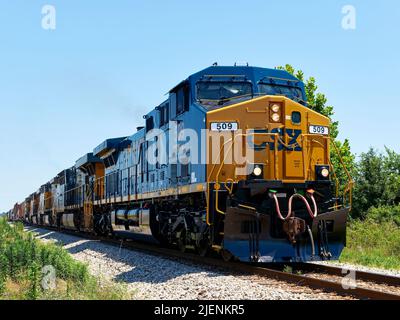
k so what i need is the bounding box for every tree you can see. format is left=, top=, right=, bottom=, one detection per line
left=277, top=64, right=356, bottom=207
left=352, top=148, right=400, bottom=218
left=383, top=147, right=400, bottom=204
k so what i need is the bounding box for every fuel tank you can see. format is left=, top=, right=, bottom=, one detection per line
left=61, top=213, right=76, bottom=230
left=111, top=208, right=154, bottom=240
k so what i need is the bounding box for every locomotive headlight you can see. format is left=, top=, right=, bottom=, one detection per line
left=271, top=104, right=281, bottom=113
left=253, top=165, right=263, bottom=177
left=321, top=168, right=330, bottom=178
left=271, top=113, right=280, bottom=122
left=316, top=165, right=330, bottom=181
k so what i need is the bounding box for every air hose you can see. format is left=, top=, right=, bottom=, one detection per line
left=271, top=191, right=318, bottom=221
left=307, top=226, right=316, bottom=257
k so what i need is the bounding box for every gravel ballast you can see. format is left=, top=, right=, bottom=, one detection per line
left=27, top=227, right=353, bottom=300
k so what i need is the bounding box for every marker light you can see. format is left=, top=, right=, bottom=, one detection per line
left=271, top=104, right=281, bottom=113
left=321, top=168, right=330, bottom=178
left=253, top=166, right=263, bottom=177
left=271, top=113, right=281, bottom=122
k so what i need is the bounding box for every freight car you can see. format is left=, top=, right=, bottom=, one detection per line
left=13, top=65, right=352, bottom=263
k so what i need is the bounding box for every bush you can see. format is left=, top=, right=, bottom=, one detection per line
left=352, top=148, right=400, bottom=219
left=366, top=205, right=400, bottom=227
left=0, top=219, right=128, bottom=300
left=341, top=219, right=400, bottom=270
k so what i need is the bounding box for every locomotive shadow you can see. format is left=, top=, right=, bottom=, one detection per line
left=27, top=226, right=217, bottom=284
left=113, top=256, right=222, bottom=285
left=26, top=226, right=87, bottom=247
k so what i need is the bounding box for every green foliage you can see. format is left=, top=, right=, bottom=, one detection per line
left=0, top=254, right=6, bottom=295
left=282, top=265, right=293, bottom=274
left=341, top=219, right=400, bottom=270
left=352, top=148, right=400, bottom=218
left=0, top=219, right=127, bottom=300
left=366, top=205, right=400, bottom=227
left=277, top=64, right=355, bottom=200
left=277, top=64, right=337, bottom=134
left=26, top=261, right=40, bottom=300
left=330, top=139, right=356, bottom=196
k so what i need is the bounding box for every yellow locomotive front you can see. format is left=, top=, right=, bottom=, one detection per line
left=206, top=94, right=350, bottom=262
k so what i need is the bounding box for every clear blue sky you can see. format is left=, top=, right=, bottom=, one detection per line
left=1, top=0, right=399, bottom=212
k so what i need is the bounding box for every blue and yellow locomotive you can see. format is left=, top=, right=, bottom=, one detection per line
left=18, top=64, right=352, bottom=263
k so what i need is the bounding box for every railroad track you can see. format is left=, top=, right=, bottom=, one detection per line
left=296, top=262, right=400, bottom=286
left=27, top=224, right=400, bottom=300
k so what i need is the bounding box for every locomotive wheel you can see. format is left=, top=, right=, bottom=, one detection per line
left=49, top=214, right=55, bottom=227
left=196, top=239, right=210, bottom=257
left=220, top=249, right=233, bottom=262
left=111, top=231, right=120, bottom=240
left=157, top=236, right=172, bottom=248
left=177, top=231, right=187, bottom=253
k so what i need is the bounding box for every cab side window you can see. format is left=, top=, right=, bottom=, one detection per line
left=146, top=116, right=154, bottom=132
left=159, top=103, right=169, bottom=127
left=176, top=84, right=190, bottom=115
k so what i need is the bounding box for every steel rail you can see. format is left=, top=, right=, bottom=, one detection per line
left=294, top=262, right=400, bottom=287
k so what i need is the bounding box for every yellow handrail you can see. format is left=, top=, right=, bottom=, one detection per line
left=328, top=137, right=354, bottom=210
left=206, top=133, right=354, bottom=225
left=206, top=132, right=279, bottom=225
left=300, top=134, right=353, bottom=209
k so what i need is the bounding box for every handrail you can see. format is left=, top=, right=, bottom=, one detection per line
left=301, top=134, right=353, bottom=209
left=327, top=137, right=354, bottom=210
left=207, top=132, right=354, bottom=225
left=208, top=132, right=279, bottom=181
left=207, top=132, right=279, bottom=224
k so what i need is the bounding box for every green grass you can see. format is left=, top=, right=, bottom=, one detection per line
left=340, top=218, right=400, bottom=270
left=0, top=218, right=129, bottom=300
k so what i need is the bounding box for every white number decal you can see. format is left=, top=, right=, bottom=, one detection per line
left=211, top=122, right=238, bottom=131
left=309, top=125, right=329, bottom=135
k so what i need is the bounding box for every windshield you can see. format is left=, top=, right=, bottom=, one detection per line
left=196, top=81, right=253, bottom=106
left=258, top=83, right=303, bottom=101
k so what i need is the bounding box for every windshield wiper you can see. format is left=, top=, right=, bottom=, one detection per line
left=217, top=96, right=229, bottom=105
left=218, top=93, right=254, bottom=105
left=197, top=93, right=254, bottom=107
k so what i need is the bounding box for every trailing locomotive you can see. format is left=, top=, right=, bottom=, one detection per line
left=11, top=65, right=352, bottom=263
